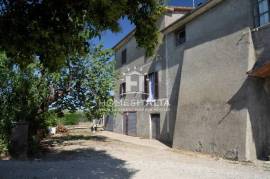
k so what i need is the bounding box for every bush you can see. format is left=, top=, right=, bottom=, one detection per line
left=0, top=138, right=8, bottom=156
left=44, top=112, right=58, bottom=127
left=60, top=113, right=80, bottom=125
left=57, top=112, right=86, bottom=125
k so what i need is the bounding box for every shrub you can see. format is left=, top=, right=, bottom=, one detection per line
left=44, top=112, right=58, bottom=127
left=0, top=138, right=8, bottom=156
left=56, top=112, right=87, bottom=125
left=61, top=113, right=80, bottom=125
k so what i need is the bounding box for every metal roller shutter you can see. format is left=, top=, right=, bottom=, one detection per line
left=104, top=115, right=114, bottom=131
left=123, top=112, right=137, bottom=137
left=127, top=112, right=137, bottom=136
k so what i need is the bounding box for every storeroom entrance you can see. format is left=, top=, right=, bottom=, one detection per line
left=150, top=114, right=160, bottom=139
left=123, top=112, right=137, bottom=137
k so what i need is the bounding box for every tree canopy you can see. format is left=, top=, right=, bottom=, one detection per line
left=0, top=0, right=165, bottom=156
left=0, top=0, right=164, bottom=71
left=50, top=45, right=116, bottom=118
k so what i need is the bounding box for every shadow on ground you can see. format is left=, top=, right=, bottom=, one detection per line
left=0, top=133, right=138, bottom=178
left=43, top=135, right=108, bottom=146
left=0, top=148, right=137, bottom=178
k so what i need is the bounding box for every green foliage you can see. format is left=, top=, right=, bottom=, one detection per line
left=0, top=44, right=117, bottom=154
left=50, top=45, right=117, bottom=120
left=44, top=112, right=86, bottom=126
left=58, top=113, right=83, bottom=126
left=0, top=137, right=8, bottom=156
left=0, top=0, right=164, bottom=71
left=0, top=53, right=51, bottom=155
left=83, top=47, right=117, bottom=120
left=44, top=112, right=58, bottom=127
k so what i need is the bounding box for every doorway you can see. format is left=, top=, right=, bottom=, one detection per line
left=150, top=114, right=160, bottom=139
left=123, top=112, right=137, bottom=137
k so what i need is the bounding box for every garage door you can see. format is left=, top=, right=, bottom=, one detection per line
left=104, top=115, right=113, bottom=131
left=123, top=112, right=137, bottom=137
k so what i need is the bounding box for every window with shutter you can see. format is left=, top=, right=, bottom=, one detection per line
left=144, top=75, right=149, bottom=99
left=145, top=72, right=159, bottom=102
left=120, top=82, right=126, bottom=99
left=121, top=49, right=127, bottom=65
left=175, top=27, right=186, bottom=46
left=154, top=72, right=159, bottom=99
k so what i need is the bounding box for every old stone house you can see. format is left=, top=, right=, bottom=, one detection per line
left=105, top=0, right=270, bottom=161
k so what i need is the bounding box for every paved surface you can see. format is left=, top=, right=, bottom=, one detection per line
left=0, top=129, right=270, bottom=179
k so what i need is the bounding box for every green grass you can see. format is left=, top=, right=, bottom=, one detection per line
left=57, top=112, right=87, bottom=125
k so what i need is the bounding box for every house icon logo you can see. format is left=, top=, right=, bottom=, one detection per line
left=123, top=67, right=144, bottom=95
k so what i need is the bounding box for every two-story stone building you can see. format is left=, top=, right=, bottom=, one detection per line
left=105, top=0, right=270, bottom=161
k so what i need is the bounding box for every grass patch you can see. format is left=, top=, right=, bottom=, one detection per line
left=57, top=112, right=87, bottom=125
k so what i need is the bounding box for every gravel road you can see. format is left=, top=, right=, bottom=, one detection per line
left=0, top=129, right=269, bottom=179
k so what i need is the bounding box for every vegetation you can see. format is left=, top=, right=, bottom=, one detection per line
left=0, top=52, right=50, bottom=154
left=43, top=111, right=85, bottom=126
left=0, top=0, right=163, bottom=156
left=56, top=112, right=86, bottom=126
left=0, top=45, right=116, bottom=156
left=44, top=112, right=58, bottom=127
left=49, top=46, right=116, bottom=118
left=0, top=0, right=164, bottom=71
left=0, top=138, right=8, bottom=156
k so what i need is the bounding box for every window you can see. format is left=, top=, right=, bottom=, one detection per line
left=175, top=27, right=186, bottom=46
left=120, top=82, right=126, bottom=98
left=257, top=0, right=270, bottom=26
left=121, top=49, right=127, bottom=65
left=144, top=72, right=159, bottom=101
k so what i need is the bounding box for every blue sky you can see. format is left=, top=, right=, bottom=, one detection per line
left=92, top=0, right=205, bottom=49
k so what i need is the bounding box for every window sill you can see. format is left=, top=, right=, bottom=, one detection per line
left=253, top=22, right=270, bottom=31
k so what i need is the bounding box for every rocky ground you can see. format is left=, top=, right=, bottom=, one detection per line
left=0, top=128, right=270, bottom=179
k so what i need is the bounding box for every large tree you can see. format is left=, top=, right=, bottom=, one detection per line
left=0, top=0, right=164, bottom=71
left=0, top=0, right=164, bottom=155
left=0, top=45, right=116, bottom=155
left=50, top=45, right=116, bottom=119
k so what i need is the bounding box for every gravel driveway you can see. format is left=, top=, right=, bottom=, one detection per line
left=0, top=129, right=270, bottom=179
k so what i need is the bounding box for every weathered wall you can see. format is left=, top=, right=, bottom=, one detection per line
left=109, top=0, right=270, bottom=160
left=252, top=24, right=270, bottom=67
left=246, top=77, right=270, bottom=160
left=248, top=25, right=270, bottom=160
left=111, top=8, right=189, bottom=142
left=113, top=30, right=171, bottom=142
left=162, top=31, right=186, bottom=144
left=113, top=113, right=123, bottom=134
left=172, top=0, right=255, bottom=161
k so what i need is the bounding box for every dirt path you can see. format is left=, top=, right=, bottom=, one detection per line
left=0, top=128, right=270, bottom=179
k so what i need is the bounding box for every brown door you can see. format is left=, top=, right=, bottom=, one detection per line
left=151, top=114, right=160, bottom=139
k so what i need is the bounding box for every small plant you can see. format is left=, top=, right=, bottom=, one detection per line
left=0, top=138, right=8, bottom=157
left=45, top=112, right=58, bottom=127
